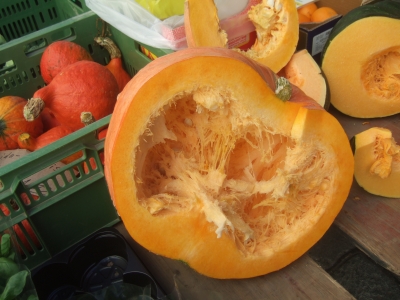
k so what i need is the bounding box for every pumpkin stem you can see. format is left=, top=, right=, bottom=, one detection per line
left=24, top=98, right=45, bottom=121
left=18, top=132, right=37, bottom=151
left=274, top=76, right=292, bottom=102
left=81, top=112, right=95, bottom=126
left=94, top=37, right=121, bottom=60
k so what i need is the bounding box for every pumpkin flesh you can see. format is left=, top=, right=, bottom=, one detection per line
left=353, top=127, right=400, bottom=198
left=321, top=0, right=400, bottom=118
left=184, top=0, right=299, bottom=72
left=279, top=49, right=329, bottom=109
left=105, top=48, right=353, bottom=279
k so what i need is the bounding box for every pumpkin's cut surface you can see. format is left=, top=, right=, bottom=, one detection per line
left=353, top=127, right=400, bottom=198
left=279, top=49, right=329, bottom=109
left=184, top=0, right=299, bottom=73
left=105, top=47, right=353, bottom=279
left=321, top=0, right=400, bottom=118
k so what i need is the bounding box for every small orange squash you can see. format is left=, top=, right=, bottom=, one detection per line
left=24, top=61, right=119, bottom=132
left=94, top=37, right=131, bottom=93
left=0, top=96, right=43, bottom=150
left=184, top=0, right=299, bottom=72
left=104, top=47, right=353, bottom=279
left=17, top=125, right=82, bottom=165
left=40, top=40, right=93, bottom=84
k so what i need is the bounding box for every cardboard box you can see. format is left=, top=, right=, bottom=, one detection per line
left=297, top=0, right=368, bottom=64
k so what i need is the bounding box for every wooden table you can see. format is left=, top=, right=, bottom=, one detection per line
left=115, top=106, right=400, bottom=300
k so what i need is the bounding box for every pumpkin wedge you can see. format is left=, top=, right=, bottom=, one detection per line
left=184, top=0, right=299, bottom=73
left=353, top=127, right=400, bottom=198
left=321, top=0, right=400, bottom=118
left=104, top=47, right=353, bottom=279
left=279, top=49, right=330, bottom=109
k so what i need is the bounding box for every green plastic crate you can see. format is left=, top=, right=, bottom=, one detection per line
left=0, top=0, right=170, bottom=271
left=0, top=0, right=89, bottom=42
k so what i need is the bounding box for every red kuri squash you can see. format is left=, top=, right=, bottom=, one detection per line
left=94, top=37, right=131, bottom=92
left=24, top=61, right=119, bottom=131
left=40, top=40, right=93, bottom=84
left=0, top=96, right=43, bottom=150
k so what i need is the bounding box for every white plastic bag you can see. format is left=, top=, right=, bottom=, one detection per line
left=85, top=0, right=249, bottom=50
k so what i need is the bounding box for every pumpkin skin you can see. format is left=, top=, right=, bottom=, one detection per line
left=24, top=61, right=119, bottom=132
left=321, top=0, right=400, bottom=118
left=104, top=47, right=353, bottom=279
left=352, top=127, right=400, bottom=198
left=40, top=40, right=93, bottom=84
left=184, top=0, right=299, bottom=72
left=18, top=125, right=83, bottom=165
left=0, top=96, right=43, bottom=150
left=18, top=125, right=74, bottom=152
left=41, top=107, right=60, bottom=131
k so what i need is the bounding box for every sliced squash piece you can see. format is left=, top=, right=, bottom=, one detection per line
left=321, top=0, right=400, bottom=118
left=184, top=0, right=299, bottom=73
left=353, top=127, right=400, bottom=198
left=105, top=47, right=354, bottom=279
left=279, top=49, right=330, bottom=109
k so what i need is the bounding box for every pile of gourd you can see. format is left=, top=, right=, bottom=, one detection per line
left=0, top=37, right=130, bottom=159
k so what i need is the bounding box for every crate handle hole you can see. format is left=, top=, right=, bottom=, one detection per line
left=71, top=0, right=84, bottom=9
left=0, top=203, right=10, bottom=216
left=20, top=192, right=31, bottom=205
left=64, top=170, right=74, bottom=183
left=47, top=179, right=57, bottom=192
left=21, top=219, right=42, bottom=251
left=55, top=174, right=66, bottom=188
left=9, top=199, right=19, bottom=211
left=0, top=60, right=16, bottom=76
left=2, top=79, right=10, bottom=90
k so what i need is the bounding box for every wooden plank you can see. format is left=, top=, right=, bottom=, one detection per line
left=115, top=223, right=354, bottom=300
left=330, top=107, right=400, bottom=275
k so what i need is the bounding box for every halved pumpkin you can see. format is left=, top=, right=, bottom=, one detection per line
left=184, top=0, right=299, bottom=72
left=321, top=0, right=400, bottom=118
left=104, top=47, right=353, bottom=279
left=352, top=127, right=400, bottom=198
left=279, top=49, right=330, bottom=109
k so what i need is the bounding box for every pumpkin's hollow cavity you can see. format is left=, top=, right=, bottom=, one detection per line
left=361, top=46, right=400, bottom=100
left=134, top=87, right=338, bottom=256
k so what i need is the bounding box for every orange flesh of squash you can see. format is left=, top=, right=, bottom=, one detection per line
left=105, top=47, right=353, bottom=279
left=322, top=17, right=400, bottom=118
left=280, top=49, right=327, bottom=108
left=184, top=0, right=299, bottom=73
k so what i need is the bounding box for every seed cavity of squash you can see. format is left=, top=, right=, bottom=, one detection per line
left=361, top=47, right=400, bottom=100
left=370, top=134, right=400, bottom=179
left=134, top=87, right=338, bottom=256
left=237, top=0, right=288, bottom=60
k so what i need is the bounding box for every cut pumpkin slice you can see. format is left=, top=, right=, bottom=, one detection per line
left=104, top=47, right=353, bottom=279
left=352, top=127, right=400, bottom=198
left=321, top=0, right=400, bottom=118
left=184, top=0, right=299, bottom=73
left=279, top=49, right=330, bottom=109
